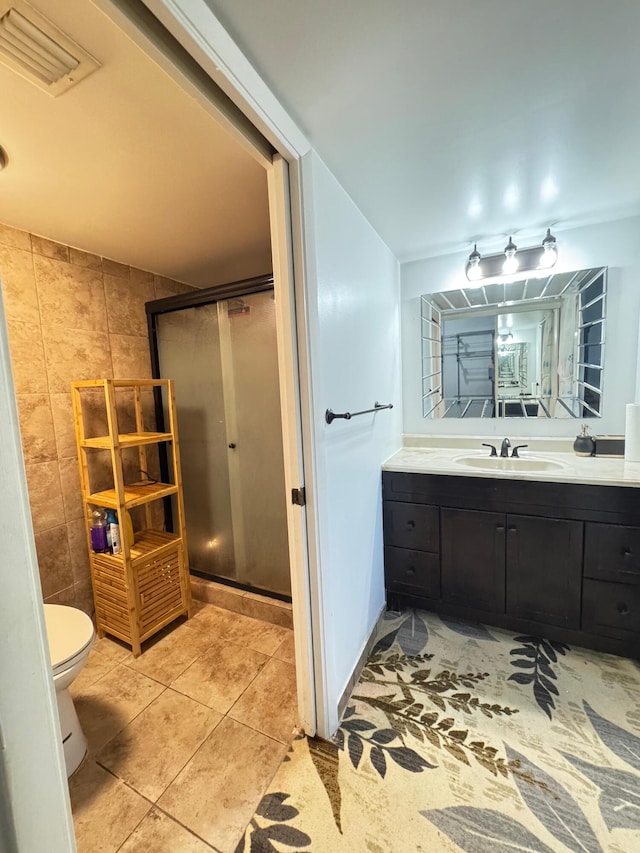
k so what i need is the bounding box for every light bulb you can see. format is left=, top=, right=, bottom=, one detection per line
left=539, top=228, right=558, bottom=269
left=467, top=261, right=483, bottom=281
left=503, top=236, right=518, bottom=274
left=466, top=243, right=483, bottom=281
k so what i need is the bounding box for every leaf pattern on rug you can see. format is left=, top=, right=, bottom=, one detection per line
left=507, top=636, right=569, bottom=719
left=438, top=614, right=499, bottom=642
left=234, top=793, right=311, bottom=853
left=308, top=736, right=342, bottom=833
left=561, top=752, right=640, bottom=831
left=583, top=701, right=640, bottom=771
left=505, top=745, right=602, bottom=853
left=336, top=711, right=435, bottom=779
left=349, top=655, right=531, bottom=783
left=373, top=612, right=430, bottom=655
left=422, top=806, right=556, bottom=852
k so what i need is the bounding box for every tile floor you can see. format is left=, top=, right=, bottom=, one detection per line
left=69, top=602, right=297, bottom=853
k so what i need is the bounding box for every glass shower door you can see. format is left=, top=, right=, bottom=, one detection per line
left=155, top=290, right=290, bottom=597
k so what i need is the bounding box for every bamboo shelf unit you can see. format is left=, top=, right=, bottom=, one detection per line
left=71, top=378, right=191, bottom=656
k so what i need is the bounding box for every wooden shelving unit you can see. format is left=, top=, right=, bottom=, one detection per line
left=71, top=378, right=191, bottom=656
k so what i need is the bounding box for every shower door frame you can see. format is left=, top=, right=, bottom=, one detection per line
left=146, top=274, right=293, bottom=598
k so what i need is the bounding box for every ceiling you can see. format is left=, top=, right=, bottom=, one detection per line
left=0, top=0, right=271, bottom=287
left=205, top=0, right=640, bottom=261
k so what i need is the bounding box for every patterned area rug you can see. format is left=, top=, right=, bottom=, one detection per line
left=235, top=610, right=640, bottom=852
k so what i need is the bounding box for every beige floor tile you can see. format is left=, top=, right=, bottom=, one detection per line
left=118, top=807, right=215, bottom=852
left=186, top=604, right=289, bottom=656
left=158, top=717, right=287, bottom=853
left=73, top=664, right=164, bottom=754
left=126, top=621, right=215, bottom=685
left=96, top=689, right=222, bottom=801
left=92, top=634, right=133, bottom=663
left=273, top=631, right=296, bottom=665
left=69, top=760, right=151, bottom=853
left=183, top=602, right=236, bottom=634
left=229, top=658, right=297, bottom=744
left=172, top=642, right=268, bottom=714
left=71, top=647, right=119, bottom=694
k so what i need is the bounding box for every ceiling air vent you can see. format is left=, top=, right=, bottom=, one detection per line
left=0, top=0, right=100, bottom=96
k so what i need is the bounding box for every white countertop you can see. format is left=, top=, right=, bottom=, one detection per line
left=383, top=437, right=640, bottom=488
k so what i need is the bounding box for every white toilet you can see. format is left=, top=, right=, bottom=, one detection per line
left=44, top=603, right=95, bottom=777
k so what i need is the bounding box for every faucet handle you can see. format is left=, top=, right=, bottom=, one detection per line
left=481, top=443, right=498, bottom=457
left=511, top=444, right=529, bottom=458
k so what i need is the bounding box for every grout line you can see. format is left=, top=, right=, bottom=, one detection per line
left=151, top=803, right=224, bottom=852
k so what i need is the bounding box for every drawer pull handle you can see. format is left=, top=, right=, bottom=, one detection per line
left=407, top=566, right=415, bottom=575
left=407, top=520, right=415, bottom=528
left=496, top=525, right=505, bottom=532
left=622, top=548, right=632, bottom=558
left=617, top=602, right=630, bottom=616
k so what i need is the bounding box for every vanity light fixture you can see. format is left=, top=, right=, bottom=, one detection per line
left=540, top=228, right=558, bottom=269
left=466, top=243, right=482, bottom=280
left=464, top=228, right=559, bottom=281
left=502, top=236, right=519, bottom=275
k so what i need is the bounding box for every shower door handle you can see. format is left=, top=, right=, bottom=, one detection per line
left=228, top=443, right=236, bottom=449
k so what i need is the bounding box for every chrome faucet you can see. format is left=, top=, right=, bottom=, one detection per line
left=500, top=438, right=511, bottom=458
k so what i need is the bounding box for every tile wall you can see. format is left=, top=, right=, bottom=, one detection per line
left=0, top=222, right=196, bottom=612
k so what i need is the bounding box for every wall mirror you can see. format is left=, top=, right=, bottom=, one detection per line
left=421, top=267, right=607, bottom=419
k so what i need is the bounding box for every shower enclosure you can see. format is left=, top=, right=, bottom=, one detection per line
left=147, top=275, right=291, bottom=599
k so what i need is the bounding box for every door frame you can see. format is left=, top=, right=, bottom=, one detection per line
left=94, top=0, right=325, bottom=735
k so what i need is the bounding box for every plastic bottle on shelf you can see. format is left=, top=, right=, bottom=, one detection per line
left=90, top=508, right=109, bottom=553
left=105, top=509, right=122, bottom=555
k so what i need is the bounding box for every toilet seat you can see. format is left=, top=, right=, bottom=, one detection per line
left=44, top=604, right=95, bottom=673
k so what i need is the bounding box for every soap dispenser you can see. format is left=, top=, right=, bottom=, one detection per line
left=573, top=423, right=595, bottom=457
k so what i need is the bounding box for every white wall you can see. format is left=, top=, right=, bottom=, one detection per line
left=301, top=151, right=402, bottom=734
left=402, top=215, right=640, bottom=437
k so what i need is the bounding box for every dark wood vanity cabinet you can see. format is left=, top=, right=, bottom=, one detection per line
left=383, top=471, right=640, bottom=658
left=441, top=508, right=505, bottom=612
left=506, top=515, right=583, bottom=629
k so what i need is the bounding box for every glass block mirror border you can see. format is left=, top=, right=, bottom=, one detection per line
left=421, top=267, right=607, bottom=419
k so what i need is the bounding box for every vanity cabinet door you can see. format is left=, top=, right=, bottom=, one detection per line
left=441, top=508, right=506, bottom=612
left=506, top=515, right=583, bottom=629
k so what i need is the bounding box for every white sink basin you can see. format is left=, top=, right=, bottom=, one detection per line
left=453, top=455, right=566, bottom=473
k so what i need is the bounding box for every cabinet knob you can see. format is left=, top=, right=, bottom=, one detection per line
left=496, top=524, right=505, bottom=532
left=228, top=443, right=236, bottom=449
left=622, top=548, right=632, bottom=558
left=407, top=566, right=415, bottom=575
left=507, top=525, right=517, bottom=533
left=407, top=519, right=415, bottom=528
left=617, top=602, right=630, bottom=616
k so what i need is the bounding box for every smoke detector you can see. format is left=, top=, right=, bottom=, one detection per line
left=0, top=0, right=100, bottom=96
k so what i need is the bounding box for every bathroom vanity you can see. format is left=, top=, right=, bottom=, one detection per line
left=383, top=447, right=640, bottom=658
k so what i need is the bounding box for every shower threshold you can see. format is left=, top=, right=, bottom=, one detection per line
left=190, top=572, right=293, bottom=629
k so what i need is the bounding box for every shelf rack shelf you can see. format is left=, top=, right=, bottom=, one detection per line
left=71, top=378, right=191, bottom=656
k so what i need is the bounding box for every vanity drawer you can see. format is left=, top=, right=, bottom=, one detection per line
left=383, top=501, right=439, bottom=552
left=384, top=546, right=441, bottom=599
left=584, top=523, right=640, bottom=584
left=582, top=579, right=640, bottom=640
